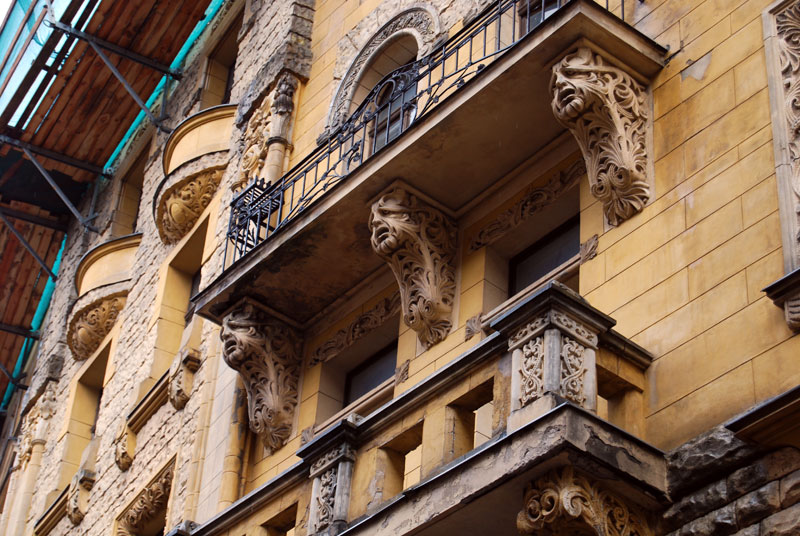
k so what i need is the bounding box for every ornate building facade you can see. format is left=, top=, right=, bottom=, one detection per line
left=1, top=0, right=800, bottom=535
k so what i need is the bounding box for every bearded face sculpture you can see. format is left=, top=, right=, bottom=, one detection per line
left=369, top=188, right=457, bottom=348
left=221, top=302, right=301, bottom=451
left=551, top=47, right=651, bottom=226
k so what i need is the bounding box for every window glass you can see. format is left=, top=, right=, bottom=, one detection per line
left=343, top=341, right=397, bottom=405
left=509, top=215, right=579, bottom=295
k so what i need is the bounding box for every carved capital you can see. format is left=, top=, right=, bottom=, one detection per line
left=517, top=466, right=654, bottom=535
left=117, top=463, right=174, bottom=536
left=220, top=303, right=302, bottom=450
left=168, top=349, right=201, bottom=410
left=156, top=168, right=223, bottom=244
left=67, top=293, right=126, bottom=360
left=551, top=48, right=651, bottom=226
left=269, top=72, right=298, bottom=141
left=309, top=293, right=401, bottom=366
left=369, top=188, right=457, bottom=348
left=17, top=382, right=56, bottom=467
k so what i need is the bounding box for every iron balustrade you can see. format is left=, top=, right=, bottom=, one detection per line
left=225, top=0, right=625, bottom=267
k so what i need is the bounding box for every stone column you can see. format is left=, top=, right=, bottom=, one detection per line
left=507, top=305, right=599, bottom=432
left=8, top=438, right=45, bottom=536
left=308, top=444, right=356, bottom=535
left=263, top=73, right=298, bottom=184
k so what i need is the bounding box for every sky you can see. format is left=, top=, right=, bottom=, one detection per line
left=0, top=0, right=11, bottom=25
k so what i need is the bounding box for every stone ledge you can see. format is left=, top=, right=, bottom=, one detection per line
left=127, top=370, right=169, bottom=434
left=33, top=486, right=66, bottom=536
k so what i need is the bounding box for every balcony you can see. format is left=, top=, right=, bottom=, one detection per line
left=155, top=105, right=235, bottom=244
left=67, top=234, right=142, bottom=360
left=195, top=0, right=665, bottom=326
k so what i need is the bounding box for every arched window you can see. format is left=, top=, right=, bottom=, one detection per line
left=351, top=34, right=419, bottom=154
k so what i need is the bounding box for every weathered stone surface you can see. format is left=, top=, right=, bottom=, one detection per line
left=667, top=427, right=761, bottom=496
left=679, top=503, right=737, bottom=536
left=728, top=448, right=800, bottom=499
left=761, top=502, right=800, bottom=536
left=736, top=481, right=780, bottom=528
left=731, top=526, right=759, bottom=536
left=664, top=479, right=728, bottom=530
left=780, top=468, right=800, bottom=508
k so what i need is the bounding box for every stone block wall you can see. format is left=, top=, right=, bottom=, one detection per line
left=664, top=428, right=800, bottom=536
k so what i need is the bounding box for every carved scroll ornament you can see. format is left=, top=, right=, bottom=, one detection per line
left=517, top=466, right=654, bottom=536
left=117, top=465, right=173, bottom=536
left=220, top=303, right=301, bottom=451
left=114, top=430, right=133, bottom=471
left=157, top=168, right=223, bottom=244
left=67, top=470, right=95, bottom=525
left=551, top=48, right=650, bottom=226
left=469, top=159, right=585, bottom=252
left=168, top=349, right=201, bottom=410
left=67, top=293, right=126, bottom=360
left=369, top=188, right=457, bottom=348
left=309, top=293, right=401, bottom=366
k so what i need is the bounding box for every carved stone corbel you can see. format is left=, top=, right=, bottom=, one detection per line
left=114, top=428, right=134, bottom=471
left=369, top=187, right=457, bottom=348
left=551, top=47, right=651, bottom=226
left=168, top=348, right=201, bottom=410
left=308, top=444, right=356, bottom=535
left=156, top=167, right=224, bottom=244
left=220, top=302, right=302, bottom=451
left=117, top=462, right=174, bottom=536
left=67, top=293, right=126, bottom=360
left=67, top=469, right=96, bottom=525
left=517, top=466, right=654, bottom=535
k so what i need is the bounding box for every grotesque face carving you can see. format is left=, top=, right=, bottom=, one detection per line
left=551, top=48, right=605, bottom=122
left=220, top=303, right=300, bottom=450
left=369, top=187, right=457, bottom=348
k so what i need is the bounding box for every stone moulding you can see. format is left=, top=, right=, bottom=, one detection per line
left=67, top=287, right=127, bottom=361
left=369, top=187, right=458, bottom=349
left=324, top=5, right=441, bottom=139
left=155, top=166, right=225, bottom=244
left=516, top=466, right=655, bottom=536
left=308, top=292, right=401, bottom=366
left=221, top=301, right=302, bottom=451
left=468, top=158, right=585, bottom=252
left=551, top=47, right=651, bottom=227
left=763, top=0, right=800, bottom=329
left=116, top=461, right=175, bottom=536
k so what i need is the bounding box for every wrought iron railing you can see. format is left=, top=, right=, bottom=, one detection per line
left=225, top=0, right=625, bottom=266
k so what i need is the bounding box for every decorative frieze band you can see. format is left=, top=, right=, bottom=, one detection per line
left=369, top=187, right=457, bottom=349
left=551, top=47, right=651, bottom=226
left=220, top=302, right=302, bottom=451
left=517, top=466, right=654, bottom=535
left=468, top=159, right=585, bottom=252
left=308, top=444, right=356, bottom=535
left=309, top=293, right=401, bottom=367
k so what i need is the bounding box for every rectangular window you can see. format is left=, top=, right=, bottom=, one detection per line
left=343, top=341, right=397, bottom=406
left=509, top=215, right=579, bottom=296
left=201, top=13, right=242, bottom=108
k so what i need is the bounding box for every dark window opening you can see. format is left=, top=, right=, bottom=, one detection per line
left=184, top=268, right=202, bottom=325
left=509, top=215, right=580, bottom=295
left=343, top=341, right=397, bottom=405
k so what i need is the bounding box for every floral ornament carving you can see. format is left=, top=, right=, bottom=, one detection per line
left=315, top=468, right=338, bottom=530
left=221, top=302, right=302, bottom=451
left=67, top=293, right=126, bottom=360
left=469, top=159, right=585, bottom=251
left=117, top=464, right=174, bottom=536
left=16, top=382, right=57, bottom=467
left=157, top=168, right=224, bottom=244
left=560, top=336, right=586, bottom=405
left=517, top=466, right=654, bottom=536
left=326, top=7, right=438, bottom=136
left=465, top=314, right=483, bottom=341
left=369, top=188, right=458, bottom=348
left=551, top=48, right=650, bottom=226
left=509, top=314, right=550, bottom=349
left=520, top=336, right=545, bottom=406
left=309, top=293, right=401, bottom=366
left=237, top=73, right=298, bottom=189
left=580, top=234, right=599, bottom=264
left=395, top=359, right=410, bottom=385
